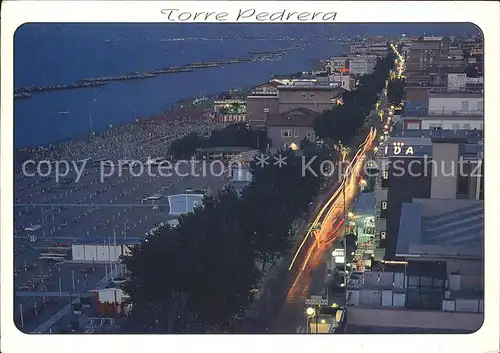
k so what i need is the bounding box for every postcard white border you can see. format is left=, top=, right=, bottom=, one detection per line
left=1, top=2, right=499, bottom=353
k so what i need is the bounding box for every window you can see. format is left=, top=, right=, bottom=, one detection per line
left=381, top=201, right=387, bottom=210
left=380, top=231, right=386, bottom=240
left=301, top=92, right=307, bottom=98
left=461, top=100, right=469, bottom=111
left=294, top=130, right=299, bottom=138
left=383, top=170, right=389, bottom=179
left=309, top=93, right=315, bottom=98
left=452, top=123, right=460, bottom=130
left=283, top=143, right=288, bottom=149
left=463, top=123, right=471, bottom=129
left=281, top=130, right=292, bottom=138
left=430, top=123, right=442, bottom=129
left=477, top=100, right=484, bottom=112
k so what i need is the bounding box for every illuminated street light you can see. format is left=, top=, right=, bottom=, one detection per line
left=320, top=319, right=326, bottom=324
left=306, top=307, right=315, bottom=316
left=374, top=146, right=378, bottom=152
left=360, top=179, right=367, bottom=186
left=380, top=136, right=384, bottom=141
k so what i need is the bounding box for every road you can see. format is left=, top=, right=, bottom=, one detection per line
left=259, top=129, right=377, bottom=333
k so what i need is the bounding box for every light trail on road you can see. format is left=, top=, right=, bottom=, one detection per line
left=285, top=128, right=377, bottom=301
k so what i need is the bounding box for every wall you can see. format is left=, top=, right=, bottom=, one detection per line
left=385, top=157, right=432, bottom=257
left=267, top=126, right=314, bottom=153
left=72, top=244, right=125, bottom=262
left=346, top=307, right=483, bottom=332
left=278, top=89, right=335, bottom=113
left=430, top=143, right=459, bottom=199
left=428, top=96, right=484, bottom=115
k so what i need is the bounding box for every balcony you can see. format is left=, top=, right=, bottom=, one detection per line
left=375, top=187, right=388, bottom=201
left=427, top=109, right=484, bottom=116
left=375, top=218, right=387, bottom=232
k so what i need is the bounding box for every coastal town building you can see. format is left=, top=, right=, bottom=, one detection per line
left=329, top=73, right=356, bottom=91
left=325, top=56, right=349, bottom=73
left=345, top=256, right=483, bottom=333
left=446, top=73, right=483, bottom=92
left=245, top=92, right=279, bottom=129
left=373, top=132, right=483, bottom=259
left=277, top=82, right=346, bottom=113
left=265, top=107, right=319, bottom=154
left=368, top=42, right=390, bottom=57
left=348, top=56, right=376, bottom=76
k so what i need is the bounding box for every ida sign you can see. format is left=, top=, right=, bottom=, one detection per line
left=384, top=145, right=415, bottom=156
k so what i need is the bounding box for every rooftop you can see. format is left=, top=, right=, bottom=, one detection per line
left=266, top=107, right=320, bottom=127
left=277, top=83, right=346, bottom=93
left=396, top=200, right=483, bottom=258
left=195, top=146, right=254, bottom=153
left=393, top=128, right=483, bottom=141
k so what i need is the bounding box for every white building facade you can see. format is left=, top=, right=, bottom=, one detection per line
left=428, top=92, right=484, bottom=116
left=349, top=57, right=376, bottom=75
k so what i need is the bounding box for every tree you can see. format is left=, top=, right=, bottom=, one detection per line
left=387, top=78, right=405, bottom=106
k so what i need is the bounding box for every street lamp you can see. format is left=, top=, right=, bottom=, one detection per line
left=305, top=307, right=315, bottom=334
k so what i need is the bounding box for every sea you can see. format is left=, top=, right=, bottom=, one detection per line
left=14, top=23, right=477, bottom=148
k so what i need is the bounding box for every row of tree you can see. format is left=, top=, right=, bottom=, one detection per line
left=168, top=123, right=268, bottom=159
left=314, top=53, right=396, bottom=147
left=122, top=147, right=333, bottom=332
left=122, top=52, right=397, bottom=333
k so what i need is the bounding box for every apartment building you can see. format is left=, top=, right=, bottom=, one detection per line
left=349, top=44, right=370, bottom=55
left=266, top=107, right=319, bottom=154
left=405, top=38, right=449, bottom=73
left=277, top=82, right=346, bottom=113
left=325, top=56, right=349, bottom=73
left=373, top=132, right=483, bottom=258
left=368, top=42, right=389, bottom=57
left=447, top=73, right=483, bottom=92
left=348, top=56, right=376, bottom=76
left=428, top=91, right=483, bottom=116
left=329, top=73, right=356, bottom=91
left=402, top=90, right=484, bottom=131
left=245, top=92, right=279, bottom=129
